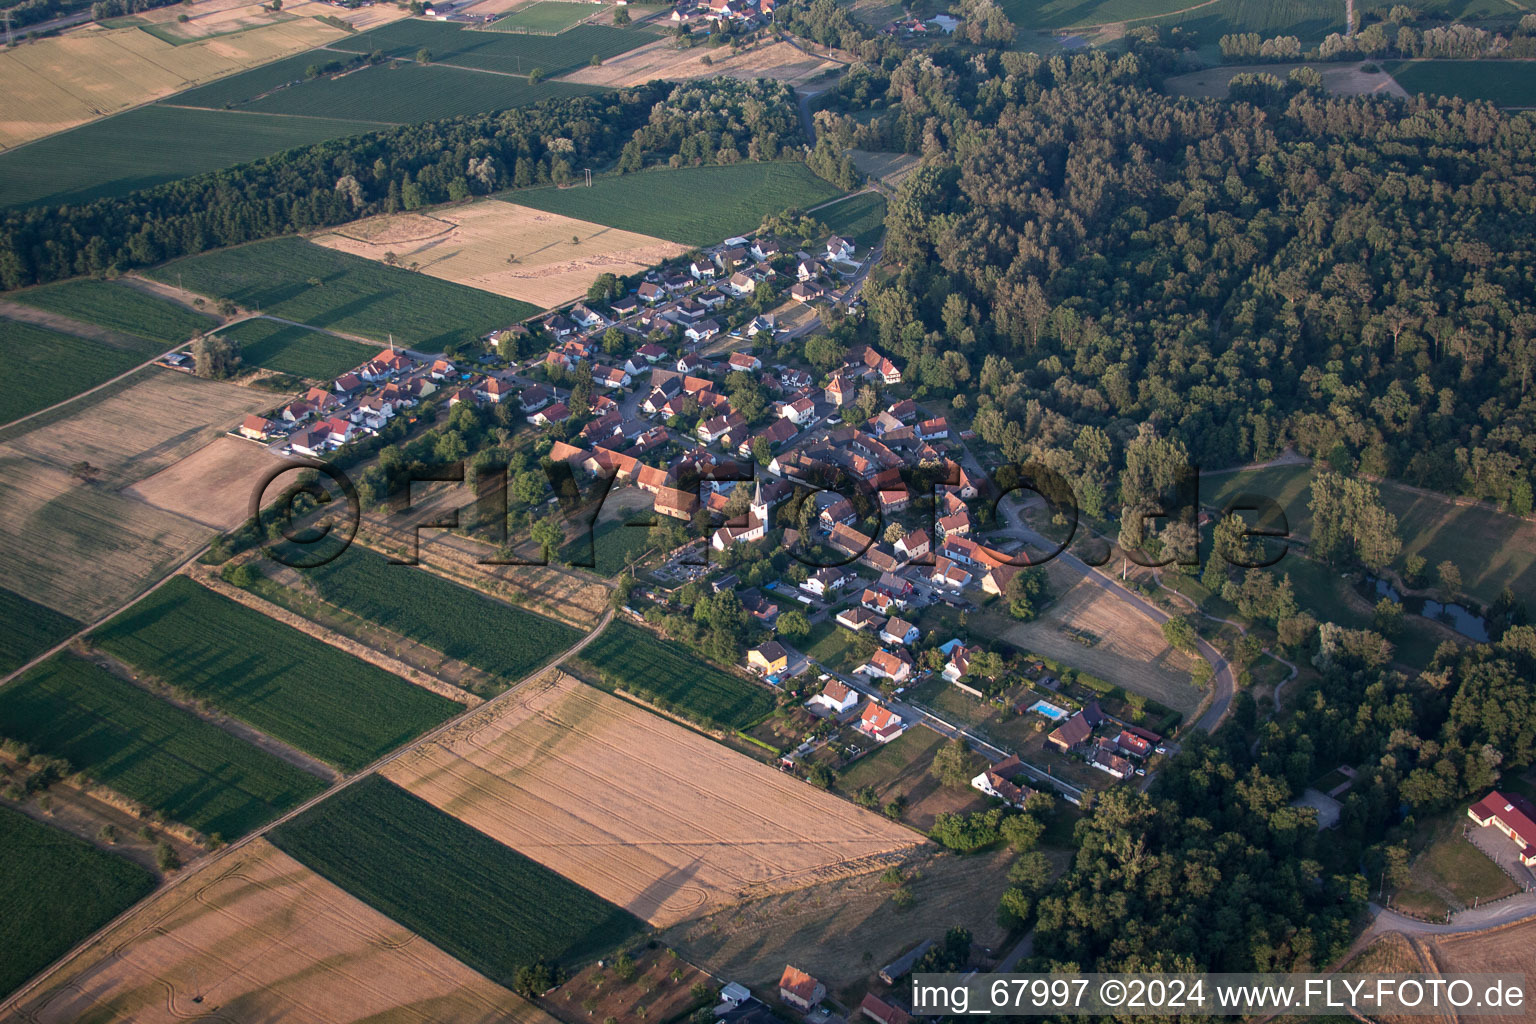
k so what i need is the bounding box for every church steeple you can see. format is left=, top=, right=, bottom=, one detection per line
left=750, top=477, right=770, bottom=527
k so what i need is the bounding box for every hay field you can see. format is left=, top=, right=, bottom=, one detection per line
left=560, top=37, right=840, bottom=88
left=382, top=674, right=922, bottom=927
left=0, top=16, right=346, bottom=148
left=1001, top=561, right=1202, bottom=715
left=1427, top=918, right=1536, bottom=1024
left=311, top=202, right=687, bottom=308
left=124, top=436, right=287, bottom=530
left=8, top=838, right=546, bottom=1024
left=0, top=368, right=270, bottom=620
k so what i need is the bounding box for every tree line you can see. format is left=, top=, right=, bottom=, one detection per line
left=0, top=78, right=813, bottom=289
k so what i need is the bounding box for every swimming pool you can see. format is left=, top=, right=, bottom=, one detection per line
left=1028, top=700, right=1068, bottom=721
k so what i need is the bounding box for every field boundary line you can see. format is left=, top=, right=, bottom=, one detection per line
left=0, top=605, right=616, bottom=1017
left=0, top=335, right=189, bottom=434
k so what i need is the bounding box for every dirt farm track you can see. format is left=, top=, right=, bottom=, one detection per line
left=382, top=673, right=923, bottom=927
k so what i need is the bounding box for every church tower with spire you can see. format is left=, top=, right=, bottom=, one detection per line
left=750, top=477, right=771, bottom=529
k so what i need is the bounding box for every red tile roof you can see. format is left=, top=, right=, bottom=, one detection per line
left=1470, top=791, right=1536, bottom=849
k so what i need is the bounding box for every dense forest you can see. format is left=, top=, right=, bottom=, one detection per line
left=811, top=45, right=1536, bottom=510
left=0, top=78, right=807, bottom=288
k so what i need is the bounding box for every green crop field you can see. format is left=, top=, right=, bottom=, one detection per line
left=162, top=52, right=351, bottom=110
left=0, top=652, right=325, bottom=836
left=504, top=163, right=846, bottom=247
left=10, top=280, right=216, bottom=345
left=0, top=320, right=164, bottom=425
left=148, top=238, right=536, bottom=350
left=92, top=577, right=461, bottom=772
left=0, top=105, right=388, bottom=211
left=1385, top=60, right=1536, bottom=107
left=0, top=585, right=82, bottom=676
left=327, top=20, right=650, bottom=76
left=569, top=620, right=776, bottom=730
left=269, top=776, right=646, bottom=984
left=216, top=317, right=375, bottom=379
left=816, top=191, right=887, bottom=247
left=486, top=1, right=604, bottom=33
left=0, top=806, right=156, bottom=1000
left=298, top=545, right=583, bottom=678
left=233, top=61, right=604, bottom=122
left=1149, top=0, right=1345, bottom=45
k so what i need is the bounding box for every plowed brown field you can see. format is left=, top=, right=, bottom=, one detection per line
left=383, top=674, right=922, bottom=927
left=6, top=838, right=549, bottom=1024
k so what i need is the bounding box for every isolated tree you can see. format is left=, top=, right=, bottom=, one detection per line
left=930, top=738, right=973, bottom=788
left=777, top=609, right=810, bottom=639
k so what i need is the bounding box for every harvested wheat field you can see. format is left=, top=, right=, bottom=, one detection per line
left=383, top=674, right=922, bottom=927
left=311, top=202, right=687, bottom=308
left=560, top=37, right=839, bottom=88
left=1003, top=560, right=1201, bottom=715
left=1426, top=918, right=1536, bottom=1024
left=113, top=0, right=300, bottom=41
left=125, top=435, right=288, bottom=530
left=0, top=17, right=346, bottom=148
left=6, top=838, right=548, bottom=1024
left=0, top=368, right=271, bottom=619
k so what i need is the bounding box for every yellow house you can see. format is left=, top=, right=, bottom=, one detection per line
left=748, top=641, right=788, bottom=675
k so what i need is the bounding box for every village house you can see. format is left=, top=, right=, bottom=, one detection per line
left=836, top=606, right=884, bottom=632
left=941, top=643, right=972, bottom=683
left=796, top=258, right=824, bottom=282
left=895, top=530, right=931, bottom=561
left=529, top=401, right=570, bottom=426
left=790, top=281, right=825, bottom=303
left=1091, top=740, right=1135, bottom=779
left=857, top=699, right=906, bottom=739
left=858, top=994, right=913, bottom=1024
left=1047, top=711, right=1093, bottom=753
left=594, top=365, right=632, bottom=389
left=748, top=640, right=789, bottom=676
left=610, top=294, right=639, bottom=317
left=748, top=313, right=776, bottom=338
left=778, top=966, right=825, bottom=1011
left=825, top=236, right=855, bottom=262
left=570, top=303, right=606, bottom=330
left=880, top=616, right=919, bottom=646
left=804, top=567, right=855, bottom=597
left=239, top=414, right=277, bottom=441
left=638, top=282, right=665, bottom=304
left=725, top=271, right=756, bottom=298
left=654, top=485, right=700, bottom=520
left=690, top=257, right=716, bottom=280
left=750, top=236, right=782, bottom=261
left=972, top=754, right=1034, bottom=808
left=1116, top=730, right=1153, bottom=759
left=728, top=352, right=761, bottom=373
left=807, top=678, right=859, bottom=715
left=685, top=319, right=722, bottom=343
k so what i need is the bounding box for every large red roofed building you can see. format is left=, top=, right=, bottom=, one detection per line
left=859, top=993, right=913, bottom=1024
left=778, top=965, right=826, bottom=1010
left=1468, top=791, right=1536, bottom=867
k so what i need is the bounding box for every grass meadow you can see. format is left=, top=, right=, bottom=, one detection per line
left=1385, top=60, right=1536, bottom=107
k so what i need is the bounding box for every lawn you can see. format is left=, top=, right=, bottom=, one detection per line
left=0, top=320, right=164, bottom=424
left=327, top=19, right=650, bottom=76
left=0, top=806, right=156, bottom=1000
left=1207, top=463, right=1536, bottom=609
left=1385, top=60, right=1536, bottom=107
left=236, top=61, right=604, bottom=122
left=486, top=1, right=607, bottom=33
left=297, top=545, right=584, bottom=678
left=269, top=775, right=646, bottom=984
left=0, top=652, right=325, bottom=837
left=560, top=517, right=655, bottom=576
left=216, top=317, right=375, bottom=380
left=148, top=238, right=537, bottom=351
left=10, top=280, right=216, bottom=345
left=0, top=585, right=82, bottom=676
left=1392, top=813, right=1519, bottom=919
left=0, top=105, right=388, bottom=211
left=802, top=618, right=863, bottom=673
left=92, top=576, right=462, bottom=772
left=815, top=191, right=887, bottom=248
left=570, top=620, right=777, bottom=730
left=503, top=163, right=846, bottom=247
left=834, top=724, right=990, bottom=831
